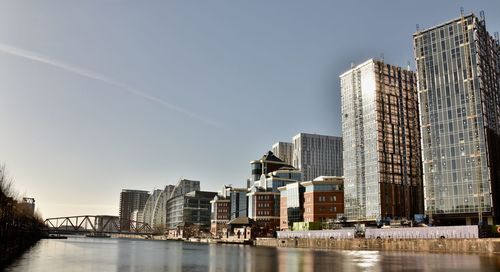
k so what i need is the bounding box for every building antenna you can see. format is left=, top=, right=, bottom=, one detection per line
left=460, top=7, right=464, bottom=17
left=380, top=53, right=384, bottom=62
left=407, top=61, right=411, bottom=71
left=495, top=32, right=499, bottom=46
left=416, top=24, right=420, bottom=32
left=480, top=10, right=485, bottom=22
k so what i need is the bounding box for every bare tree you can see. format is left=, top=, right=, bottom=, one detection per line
left=0, top=164, right=21, bottom=201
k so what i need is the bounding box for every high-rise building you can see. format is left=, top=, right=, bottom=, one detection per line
left=119, top=189, right=150, bottom=230
left=292, top=133, right=343, bottom=181
left=340, top=59, right=423, bottom=222
left=414, top=13, right=500, bottom=224
left=272, top=142, right=293, bottom=165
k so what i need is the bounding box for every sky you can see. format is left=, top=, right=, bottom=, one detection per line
left=0, top=1, right=499, bottom=218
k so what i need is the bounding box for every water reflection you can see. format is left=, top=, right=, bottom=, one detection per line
left=5, top=237, right=500, bottom=272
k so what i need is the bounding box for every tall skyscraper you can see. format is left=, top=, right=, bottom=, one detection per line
left=119, top=189, right=150, bottom=230
left=340, top=59, right=423, bottom=222
left=271, top=142, right=293, bottom=165
left=414, top=13, right=500, bottom=224
left=292, top=133, right=343, bottom=181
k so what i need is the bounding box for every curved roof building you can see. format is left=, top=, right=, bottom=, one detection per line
left=142, top=189, right=163, bottom=227
left=151, top=185, right=174, bottom=229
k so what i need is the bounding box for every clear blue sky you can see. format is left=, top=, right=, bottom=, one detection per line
left=0, top=1, right=499, bottom=218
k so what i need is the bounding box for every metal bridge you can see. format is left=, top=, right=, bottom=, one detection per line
left=43, top=215, right=153, bottom=235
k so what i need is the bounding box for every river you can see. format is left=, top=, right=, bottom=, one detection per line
left=5, top=237, right=500, bottom=271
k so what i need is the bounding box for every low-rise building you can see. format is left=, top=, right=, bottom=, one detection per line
left=167, top=190, right=217, bottom=237
left=302, top=176, right=344, bottom=223
left=247, top=187, right=280, bottom=235
left=229, top=187, right=248, bottom=220
left=278, top=182, right=305, bottom=231
left=210, top=194, right=230, bottom=237
left=248, top=164, right=303, bottom=235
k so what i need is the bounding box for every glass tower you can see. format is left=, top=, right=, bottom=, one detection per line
left=340, top=59, right=423, bottom=222
left=414, top=13, right=500, bottom=224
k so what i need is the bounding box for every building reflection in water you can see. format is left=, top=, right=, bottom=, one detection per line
left=7, top=238, right=500, bottom=272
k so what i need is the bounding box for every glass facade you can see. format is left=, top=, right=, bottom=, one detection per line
left=166, top=191, right=217, bottom=229
left=251, top=162, right=262, bottom=182
left=341, top=59, right=423, bottom=221
left=230, top=189, right=248, bottom=219
left=305, top=184, right=341, bottom=192
left=341, top=60, right=379, bottom=221
left=281, top=182, right=305, bottom=228
left=414, top=14, right=500, bottom=222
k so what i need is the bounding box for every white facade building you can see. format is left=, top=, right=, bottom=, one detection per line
left=292, top=133, right=343, bottom=181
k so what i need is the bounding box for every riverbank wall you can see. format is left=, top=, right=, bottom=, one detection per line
left=255, top=238, right=500, bottom=254
left=0, top=229, right=43, bottom=268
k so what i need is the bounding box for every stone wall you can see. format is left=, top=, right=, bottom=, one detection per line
left=255, top=238, right=500, bottom=254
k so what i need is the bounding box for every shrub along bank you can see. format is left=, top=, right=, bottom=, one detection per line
left=0, top=165, right=43, bottom=268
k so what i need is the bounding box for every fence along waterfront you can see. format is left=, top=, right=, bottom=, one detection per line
left=277, top=225, right=479, bottom=239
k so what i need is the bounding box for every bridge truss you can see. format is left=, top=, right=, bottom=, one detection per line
left=43, top=215, right=153, bottom=234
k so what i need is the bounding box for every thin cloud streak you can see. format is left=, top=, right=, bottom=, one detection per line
left=0, top=42, right=221, bottom=127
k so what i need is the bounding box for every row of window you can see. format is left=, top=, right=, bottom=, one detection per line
left=304, top=206, right=338, bottom=213
left=305, top=195, right=337, bottom=202
left=256, top=195, right=272, bottom=200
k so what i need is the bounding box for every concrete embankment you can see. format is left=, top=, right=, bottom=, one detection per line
left=255, top=238, right=500, bottom=254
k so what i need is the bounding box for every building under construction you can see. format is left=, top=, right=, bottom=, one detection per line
left=340, top=59, right=423, bottom=222
left=414, top=12, right=500, bottom=225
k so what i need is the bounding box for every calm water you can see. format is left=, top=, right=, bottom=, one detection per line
left=5, top=237, right=500, bottom=272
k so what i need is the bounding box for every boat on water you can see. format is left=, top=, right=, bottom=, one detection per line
left=43, top=234, right=68, bottom=239
left=85, top=233, right=111, bottom=238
